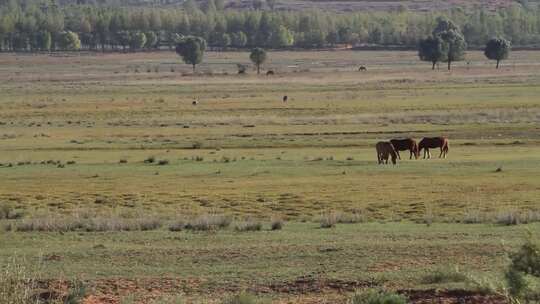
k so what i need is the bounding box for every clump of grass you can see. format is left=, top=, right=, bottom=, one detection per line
left=192, top=142, right=202, bottom=149
left=157, top=159, right=170, bottom=166
left=192, top=156, right=204, bottom=162
left=9, top=216, right=163, bottom=233
left=235, top=220, right=262, bottom=232
left=168, top=220, right=186, bottom=232
left=421, top=266, right=468, bottom=284
left=0, top=203, right=22, bottom=219
left=270, top=217, right=284, bottom=230
left=496, top=211, right=520, bottom=226
left=336, top=212, right=366, bottom=224
left=319, top=212, right=338, bottom=228
left=461, top=210, right=485, bottom=224
left=144, top=156, right=156, bottom=164
left=119, top=159, right=128, bottom=164
left=184, top=214, right=232, bottom=231
left=349, top=289, right=407, bottom=304
left=222, top=293, right=258, bottom=304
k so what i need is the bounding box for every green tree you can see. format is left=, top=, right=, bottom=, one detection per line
left=438, top=29, right=467, bottom=70
left=175, top=36, right=207, bottom=73
left=267, top=0, right=277, bottom=10
left=250, top=47, right=267, bottom=74
left=418, top=36, right=447, bottom=70
left=232, top=31, right=248, bottom=48
left=58, top=31, right=81, bottom=51
left=129, top=31, right=147, bottom=51
left=145, top=31, right=158, bottom=49
left=270, top=25, right=294, bottom=48
left=484, top=37, right=510, bottom=69
left=35, top=31, right=51, bottom=51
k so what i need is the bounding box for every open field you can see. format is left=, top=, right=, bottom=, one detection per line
left=0, top=50, right=540, bottom=302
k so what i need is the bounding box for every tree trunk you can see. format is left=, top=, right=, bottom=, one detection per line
left=496, top=60, right=500, bottom=69
left=257, top=64, right=260, bottom=75
left=447, top=60, right=451, bottom=70
left=193, top=64, right=196, bottom=73
left=432, top=61, right=436, bottom=70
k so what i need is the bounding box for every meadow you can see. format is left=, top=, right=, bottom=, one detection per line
left=0, top=50, right=539, bottom=303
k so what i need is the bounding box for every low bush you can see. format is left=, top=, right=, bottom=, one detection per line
left=319, top=212, right=338, bottom=228
left=235, top=220, right=262, bottom=232
left=421, top=266, right=468, bottom=284
left=349, top=289, right=407, bottom=304
left=184, top=214, right=232, bottom=231
left=270, top=218, right=284, bottom=230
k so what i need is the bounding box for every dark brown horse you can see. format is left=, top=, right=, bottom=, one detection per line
left=376, top=142, right=398, bottom=165
left=418, top=137, right=449, bottom=159
left=390, top=138, right=419, bottom=160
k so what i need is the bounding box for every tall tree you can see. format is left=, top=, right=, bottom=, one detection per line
left=250, top=47, right=267, bottom=74
left=484, top=37, right=511, bottom=69
left=418, top=36, right=446, bottom=70
left=175, top=36, right=206, bottom=73
left=438, top=29, right=467, bottom=70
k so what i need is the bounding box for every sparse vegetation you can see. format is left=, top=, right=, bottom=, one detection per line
left=349, top=289, right=408, bottom=304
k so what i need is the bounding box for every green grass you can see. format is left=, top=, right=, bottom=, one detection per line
left=0, top=50, right=539, bottom=301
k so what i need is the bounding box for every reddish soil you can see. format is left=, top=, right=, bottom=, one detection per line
left=36, top=277, right=509, bottom=304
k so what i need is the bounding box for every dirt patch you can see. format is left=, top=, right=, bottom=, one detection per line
left=257, top=276, right=377, bottom=294
left=402, top=289, right=507, bottom=304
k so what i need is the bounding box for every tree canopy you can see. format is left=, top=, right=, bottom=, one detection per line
left=250, top=47, right=267, bottom=74
left=484, top=37, right=511, bottom=68
left=175, top=36, right=207, bottom=72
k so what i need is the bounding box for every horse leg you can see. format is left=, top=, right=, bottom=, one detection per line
left=409, top=149, right=413, bottom=160
left=396, top=150, right=401, bottom=160
left=439, top=147, right=443, bottom=158
left=427, top=149, right=431, bottom=159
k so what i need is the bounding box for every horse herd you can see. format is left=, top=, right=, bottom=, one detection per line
left=376, top=137, right=449, bottom=165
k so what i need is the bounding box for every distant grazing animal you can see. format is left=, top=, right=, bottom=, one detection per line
left=376, top=141, right=398, bottom=165
left=358, top=66, right=367, bottom=71
left=192, top=100, right=198, bottom=105
left=390, top=138, right=419, bottom=160
left=283, top=95, right=288, bottom=102
left=418, top=137, right=449, bottom=159
left=266, top=70, right=275, bottom=76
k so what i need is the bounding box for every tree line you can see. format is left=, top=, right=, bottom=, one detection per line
left=0, top=0, right=540, bottom=52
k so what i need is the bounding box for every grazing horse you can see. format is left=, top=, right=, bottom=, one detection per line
left=283, top=95, right=288, bottom=102
left=418, top=137, right=449, bottom=159
left=266, top=70, right=275, bottom=76
left=358, top=66, right=367, bottom=71
left=390, top=138, right=419, bottom=160
left=376, top=141, right=398, bottom=165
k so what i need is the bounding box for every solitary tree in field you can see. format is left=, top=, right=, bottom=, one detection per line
left=484, top=37, right=511, bottom=69
left=418, top=36, right=446, bottom=70
left=175, top=36, right=207, bottom=73
left=250, top=47, right=267, bottom=74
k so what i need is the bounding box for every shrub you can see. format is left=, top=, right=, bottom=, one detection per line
left=119, top=159, right=128, bottom=164
left=144, top=156, right=156, bottom=163
left=168, top=220, right=186, bottom=232
left=0, top=203, right=22, bottom=219
left=270, top=218, right=284, bottom=230
left=184, top=214, right=232, bottom=231
left=319, top=212, right=338, bottom=228
left=157, top=159, right=170, bottom=166
left=421, top=266, right=468, bottom=284
left=336, top=212, right=366, bottom=224
left=496, top=211, right=520, bottom=226
left=235, top=220, right=262, bottom=232
left=349, top=289, right=407, bottom=304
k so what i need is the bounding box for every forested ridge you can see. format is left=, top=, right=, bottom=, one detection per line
left=1, top=0, right=540, bottom=52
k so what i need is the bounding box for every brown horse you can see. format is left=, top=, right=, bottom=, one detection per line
left=418, top=137, right=449, bottom=159
left=390, top=138, right=419, bottom=160
left=376, top=142, right=398, bottom=165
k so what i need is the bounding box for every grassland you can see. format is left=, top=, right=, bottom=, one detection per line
left=0, top=50, right=539, bottom=303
